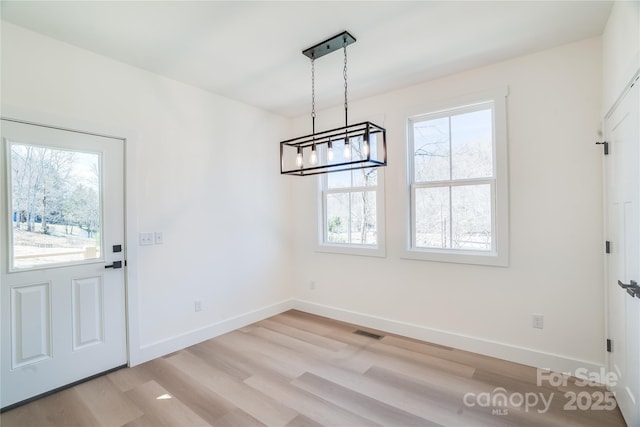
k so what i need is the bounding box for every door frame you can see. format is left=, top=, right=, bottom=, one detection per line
left=0, top=105, right=142, bottom=371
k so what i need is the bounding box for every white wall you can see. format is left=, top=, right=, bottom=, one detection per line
left=602, top=1, right=640, bottom=113
left=290, top=37, right=605, bottom=373
left=1, top=19, right=611, bottom=374
left=1, top=22, right=294, bottom=364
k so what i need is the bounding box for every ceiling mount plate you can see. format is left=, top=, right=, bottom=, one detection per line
left=302, top=31, right=356, bottom=59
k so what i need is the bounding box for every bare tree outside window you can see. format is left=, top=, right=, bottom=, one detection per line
left=411, top=106, right=494, bottom=251
left=323, top=136, right=380, bottom=247
left=10, top=143, right=101, bottom=269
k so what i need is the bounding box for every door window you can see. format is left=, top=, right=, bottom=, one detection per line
left=9, top=142, right=102, bottom=270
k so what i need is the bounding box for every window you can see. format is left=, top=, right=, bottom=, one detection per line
left=318, top=139, right=385, bottom=257
left=405, top=89, right=508, bottom=266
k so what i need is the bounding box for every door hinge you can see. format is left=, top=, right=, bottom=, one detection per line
left=596, top=141, right=609, bottom=155
left=605, top=241, right=611, bottom=254
left=606, top=338, right=612, bottom=353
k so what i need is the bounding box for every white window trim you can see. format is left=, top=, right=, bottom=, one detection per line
left=402, top=87, right=509, bottom=267
left=316, top=168, right=386, bottom=258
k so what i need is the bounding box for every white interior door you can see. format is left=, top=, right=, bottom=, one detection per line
left=1, top=119, right=127, bottom=409
left=605, top=76, right=640, bottom=427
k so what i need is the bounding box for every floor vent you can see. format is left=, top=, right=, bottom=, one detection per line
left=353, top=329, right=383, bottom=340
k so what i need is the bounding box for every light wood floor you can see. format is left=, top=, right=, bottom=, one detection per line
left=1, top=310, right=627, bottom=426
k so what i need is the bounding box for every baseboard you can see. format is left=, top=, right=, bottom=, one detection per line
left=131, top=298, right=296, bottom=366
left=130, top=297, right=604, bottom=378
left=293, top=299, right=604, bottom=376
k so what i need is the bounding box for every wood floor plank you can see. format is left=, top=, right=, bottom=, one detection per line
left=135, top=357, right=236, bottom=424
left=364, top=364, right=542, bottom=427
left=211, top=409, right=266, bottom=427
left=292, top=371, right=440, bottom=426
left=256, top=319, right=349, bottom=352
left=382, top=334, right=537, bottom=384
left=74, top=375, right=144, bottom=426
left=269, top=311, right=339, bottom=336
left=283, top=414, right=325, bottom=427
left=124, top=380, right=211, bottom=426
left=165, top=349, right=299, bottom=427
left=212, top=331, right=310, bottom=379
left=107, top=365, right=156, bottom=393
left=299, top=361, right=467, bottom=426
left=189, top=339, right=260, bottom=381
left=370, top=339, right=476, bottom=378
left=1, top=387, right=100, bottom=427
left=244, top=374, right=381, bottom=427
left=249, top=326, right=347, bottom=362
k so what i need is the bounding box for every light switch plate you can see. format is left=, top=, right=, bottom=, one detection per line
left=154, top=232, right=164, bottom=245
left=139, top=232, right=154, bottom=246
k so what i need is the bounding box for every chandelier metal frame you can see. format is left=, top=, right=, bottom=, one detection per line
left=280, top=31, right=387, bottom=176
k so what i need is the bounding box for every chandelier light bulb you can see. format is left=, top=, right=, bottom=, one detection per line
left=363, top=138, right=370, bottom=157
left=344, top=139, right=351, bottom=160
left=327, top=141, right=334, bottom=162
left=310, top=144, right=318, bottom=165
left=296, top=147, right=303, bottom=168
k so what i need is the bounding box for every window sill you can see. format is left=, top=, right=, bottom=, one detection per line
left=316, top=243, right=386, bottom=258
left=401, top=248, right=508, bottom=267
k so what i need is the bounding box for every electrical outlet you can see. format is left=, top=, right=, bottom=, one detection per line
left=139, top=232, right=154, bottom=246
left=154, top=232, right=164, bottom=244
left=532, top=314, right=544, bottom=329
left=194, top=300, right=202, bottom=312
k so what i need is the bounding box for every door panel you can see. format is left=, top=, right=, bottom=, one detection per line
left=72, top=275, right=104, bottom=350
left=605, top=77, right=640, bottom=427
left=1, top=119, right=127, bottom=408
left=10, top=282, right=52, bottom=368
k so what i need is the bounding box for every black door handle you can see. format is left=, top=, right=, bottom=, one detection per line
left=618, top=280, right=640, bottom=299
left=105, top=261, right=122, bottom=269
left=617, top=279, right=638, bottom=289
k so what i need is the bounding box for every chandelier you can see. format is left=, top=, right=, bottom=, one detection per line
left=280, top=31, right=387, bottom=176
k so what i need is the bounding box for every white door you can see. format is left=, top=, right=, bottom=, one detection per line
left=605, top=75, right=640, bottom=427
left=0, top=119, right=127, bottom=409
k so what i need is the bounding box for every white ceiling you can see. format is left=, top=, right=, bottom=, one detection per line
left=1, top=1, right=613, bottom=117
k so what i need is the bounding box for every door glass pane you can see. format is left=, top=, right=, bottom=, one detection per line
left=10, top=143, right=102, bottom=269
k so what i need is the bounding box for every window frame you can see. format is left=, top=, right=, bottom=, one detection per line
left=316, top=166, right=386, bottom=258
left=403, top=88, right=509, bottom=266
